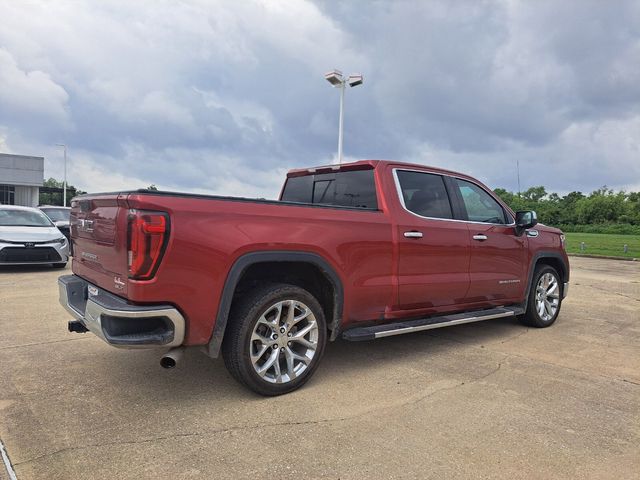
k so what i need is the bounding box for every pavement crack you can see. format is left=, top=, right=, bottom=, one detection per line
left=583, top=283, right=640, bottom=302
left=13, top=422, right=334, bottom=466
left=13, top=363, right=504, bottom=468
left=622, top=378, right=640, bottom=386
left=425, top=332, right=639, bottom=387
left=0, top=337, right=90, bottom=351
left=499, top=328, right=529, bottom=344
left=402, top=362, right=502, bottom=408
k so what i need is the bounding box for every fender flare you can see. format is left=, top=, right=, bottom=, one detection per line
left=206, top=251, right=344, bottom=358
left=523, top=251, right=570, bottom=310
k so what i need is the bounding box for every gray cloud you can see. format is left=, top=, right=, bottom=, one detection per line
left=0, top=0, right=638, bottom=198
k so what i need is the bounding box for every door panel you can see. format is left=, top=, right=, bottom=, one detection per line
left=452, top=178, right=526, bottom=302
left=397, top=219, right=471, bottom=308
left=466, top=224, right=526, bottom=302
left=394, top=170, right=470, bottom=310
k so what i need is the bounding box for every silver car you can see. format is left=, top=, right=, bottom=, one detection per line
left=0, top=205, right=70, bottom=268
left=39, top=206, right=73, bottom=255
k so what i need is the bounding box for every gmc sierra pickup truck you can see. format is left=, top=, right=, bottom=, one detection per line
left=59, top=160, right=569, bottom=395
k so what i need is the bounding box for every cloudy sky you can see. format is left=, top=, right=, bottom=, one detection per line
left=0, top=0, right=639, bottom=198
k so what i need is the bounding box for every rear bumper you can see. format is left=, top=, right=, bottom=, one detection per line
left=58, top=274, right=185, bottom=348
left=563, top=282, right=569, bottom=299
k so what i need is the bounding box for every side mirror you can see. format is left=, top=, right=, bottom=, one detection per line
left=515, top=211, right=537, bottom=236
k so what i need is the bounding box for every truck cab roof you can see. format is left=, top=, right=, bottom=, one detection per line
left=286, top=159, right=471, bottom=180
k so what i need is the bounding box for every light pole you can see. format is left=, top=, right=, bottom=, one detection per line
left=55, top=144, right=67, bottom=206
left=324, top=70, right=363, bottom=164
left=516, top=158, right=521, bottom=197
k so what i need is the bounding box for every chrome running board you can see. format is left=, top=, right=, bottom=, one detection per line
left=342, top=306, right=524, bottom=342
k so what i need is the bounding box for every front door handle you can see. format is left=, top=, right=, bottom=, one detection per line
left=404, top=231, right=423, bottom=239
left=473, top=234, right=488, bottom=241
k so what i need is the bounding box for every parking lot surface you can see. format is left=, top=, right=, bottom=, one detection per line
left=1, top=257, right=638, bottom=479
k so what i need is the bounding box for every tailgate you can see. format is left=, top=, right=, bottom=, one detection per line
left=71, top=193, right=130, bottom=295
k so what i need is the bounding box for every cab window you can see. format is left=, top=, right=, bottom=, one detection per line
left=455, top=179, right=507, bottom=224
left=396, top=170, right=453, bottom=219
left=281, top=169, right=378, bottom=209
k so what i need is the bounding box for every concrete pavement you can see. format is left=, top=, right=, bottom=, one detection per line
left=0, top=257, right=638, bottom=479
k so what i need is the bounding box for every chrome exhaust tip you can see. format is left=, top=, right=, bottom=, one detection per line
left=160, top=347, right=184, bottom=369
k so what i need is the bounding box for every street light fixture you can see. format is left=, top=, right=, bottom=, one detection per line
left=347, top=74, right=363, bottom=87
left=324, top=69, right=364, bottom=164
left=324, top=69, right=343, bottom=86
left=55, top=143, right=67, bottom=206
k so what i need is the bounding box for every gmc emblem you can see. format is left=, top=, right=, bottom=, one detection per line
left=79, top=219, right=94, bottom=232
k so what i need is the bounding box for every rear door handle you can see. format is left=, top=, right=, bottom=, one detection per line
left=404, top=231, right=423, bottom=239
left=473, top=234, right=488, bottom=241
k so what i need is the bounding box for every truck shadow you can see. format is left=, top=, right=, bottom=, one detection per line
left=319, top=317, right=526, bottom=380
left=91, top=317, right=528, bottom=402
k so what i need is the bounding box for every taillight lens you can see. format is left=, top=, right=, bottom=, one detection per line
left=127, top=209, right=170, bottom=279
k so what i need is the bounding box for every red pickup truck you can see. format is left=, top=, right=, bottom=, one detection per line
left=59, top=160, right=569, bottom=395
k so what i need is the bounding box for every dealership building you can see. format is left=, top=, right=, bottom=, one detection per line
left=0, top=153, right=45, bottom=207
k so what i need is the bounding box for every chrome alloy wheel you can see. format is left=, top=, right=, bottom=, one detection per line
left=535, top=272, right=560, bottom=322
left=250, top=300, right=319, bottom=384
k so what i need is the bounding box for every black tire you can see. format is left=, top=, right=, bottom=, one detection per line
left=52, top=263, right=67, bottom=269
left=520, top=265, right=563, bottom=328
left=222, top=283, right=327, bottom=396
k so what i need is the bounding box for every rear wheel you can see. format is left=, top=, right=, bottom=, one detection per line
left=521, top=265, right=562, bottom=327
left=222, top=283, right=327, bottom=396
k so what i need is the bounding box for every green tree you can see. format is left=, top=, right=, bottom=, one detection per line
left=492, top=184, right=639, bottom=229
left=575, top=188, right=626, bottom=224
left=493, top=188, right=527, bottom=211
left=521, top=186, right=547, bottom=203
left=39, top=178, right=86, bottom=205
left=623, top=191, right=640, bottom=225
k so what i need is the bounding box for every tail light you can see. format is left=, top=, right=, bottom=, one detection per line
left=127, top=209, right=170, bottom=280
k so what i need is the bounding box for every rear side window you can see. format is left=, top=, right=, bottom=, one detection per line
left=455, top=179, right=507, bottom=224
left=281, top=169, right=378, bottom=209
left=395, top=170, right=453, bottom=219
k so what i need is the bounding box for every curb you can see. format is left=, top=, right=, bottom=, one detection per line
left=568, top=254, right=638, bottom=261
left=0, top=438, right=17, bottom=480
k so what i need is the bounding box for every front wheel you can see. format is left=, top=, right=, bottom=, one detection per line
left=521, top=265, right=563, bottom=327
left=222, top=283, right=327, bottom=396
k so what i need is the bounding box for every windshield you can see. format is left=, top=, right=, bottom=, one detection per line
left=0, top=209, right=54, bottom=227
left=41, top=208, right=70, bottom=222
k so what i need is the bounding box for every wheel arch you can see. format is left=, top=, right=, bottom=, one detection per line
left=206, top=251, right=344, bottom=358
left=523, top=252, right=569, bottom=310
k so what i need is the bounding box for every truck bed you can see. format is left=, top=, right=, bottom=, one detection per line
left=70, top=189, right=393, bottom=346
